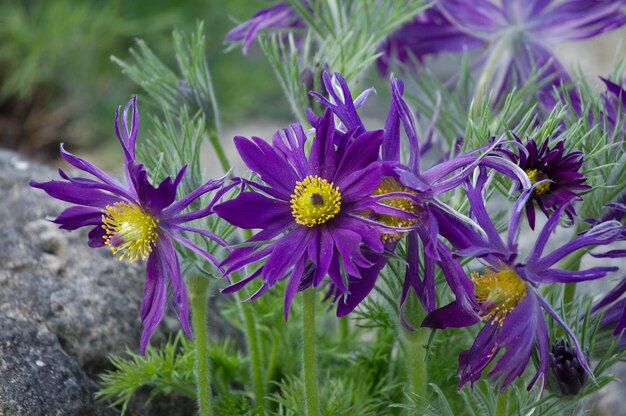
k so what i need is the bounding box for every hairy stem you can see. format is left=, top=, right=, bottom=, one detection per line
left=189, top=276, right=213, bottom=416
left=302, top=288, right=320, bottom=416
left=403, top=328, right=428, bottom=401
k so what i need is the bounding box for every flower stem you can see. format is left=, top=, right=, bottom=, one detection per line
left=208, top=130, right=230, bottom=174
left=189, top=276, right=214, bottom=416
left=302, top=288, right=320, bottom=416
left=237, top=294, right=266, bottom=414
left=402, top=328, right=428, bottom=401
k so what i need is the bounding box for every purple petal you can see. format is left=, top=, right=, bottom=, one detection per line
left=51, top=206, right=103, bottom=230
left=139, top=251, right=168, bottom=355
left=234, top=135, right=300, bottom=198
left=337, top=253, right=387, bottom=317
left=157, top=234, right=191, bottom=337
left=283, top=255, right=307, bottom=320
left=213, top=192, right=292, bottom=229
left=29, top=180, right=122, bottom=208
left=308, top=109, right=337, bottom=180
left=263, top=226, right=310, bottom=286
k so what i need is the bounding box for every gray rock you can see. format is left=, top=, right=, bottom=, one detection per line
left=0, top=149, right=186, bottom=415
left=0, top=310, right=108, bottom=416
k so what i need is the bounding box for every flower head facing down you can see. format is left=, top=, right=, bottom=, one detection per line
left=502, top=136, right=590, bottom=229
left=429, top=168, right=622, bottom=391
left=30, top=97, right=227, bottom=353
left=214, top=109, right=416, bottom=317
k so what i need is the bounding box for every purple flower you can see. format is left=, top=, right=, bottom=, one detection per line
left=429, top=168, right=622, bottom=391
left=550, top=339, right=588, bottom=395
left=382, top=0, right=626, bottom=106
left=591, top=277, right=626, bottom=347
left=311, top=72, right=530, bottom=325
left=213, top=109, right=411, bottom=318
left=501, top=135, right=590, bottom=229
left=224, top=2, right=305, bottom=54
left=29, top=97, right=227, bottom=353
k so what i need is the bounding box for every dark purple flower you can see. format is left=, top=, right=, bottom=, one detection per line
left=29, top=97, right=227, bottom=353
left=550, top=339, right=588, bottom=395
left=381, top=0, right=626, bottom=106
left=591, top=277, right=626, bottom=347
left=429, top=168, right=622, bottom=391
left=224, top=2, right=305, bottom=54
left=214, top=109, right=413, bottom=318
left=311, top=72, right=530, bottom=325
left=501, top=135, right=590, bottom=229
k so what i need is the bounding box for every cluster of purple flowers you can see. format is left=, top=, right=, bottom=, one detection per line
left=30, top=0, right=625, bottom=395
left=33, top=76, right=623, bottom=393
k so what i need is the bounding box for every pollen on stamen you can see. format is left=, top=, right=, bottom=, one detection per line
left=102, top=202, right=159, bottom=263
left=471, top=266, right=527, bottom=325
left=290, top=175, right=341, bottom=227
left=525, top=168, right=551, bottom=195
left=372, top=177, right=418, bottom=243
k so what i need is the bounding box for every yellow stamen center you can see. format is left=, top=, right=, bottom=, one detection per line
left=372, top=177, right=418, bottom=243
left=102, top=202, right=159, bottom=263
left=525, top=168, right=551, bottom=195
left=471, top=266, right=527, bottom=325
left=290, top=175, right=341, bottom=227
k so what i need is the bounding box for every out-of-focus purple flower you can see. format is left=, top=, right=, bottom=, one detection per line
left=214, top=109, right=414, bottom=318
left=429, top=168, right=622, bottom=391
left=381, top=0, right=626, bottom=106
left=550, top=339, right=588, bottom=395
left=29, top=97, right=227, bottom=354
left=311, top=72, right=531, bottom=326
left=378, top=7, right=484, bottom=75
left=591, top=277, right=626, bottom=347
left=225, top=2, right=305, bottom=54
left=500, top=135, right=590, bottom=229
left=600, top=76, right=626, bottom=140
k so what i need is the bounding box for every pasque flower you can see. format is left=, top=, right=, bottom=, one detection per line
left=311, top=71, right=530, bottom=325
left=30, top=97, right=227, bottom=353
left=430, top=168, right=622, bottom=391
left=214, top=109, right=413, bottom=317
left=500, top=135, right=590, bottom=229
left=381, top=0, right=626, bottom=107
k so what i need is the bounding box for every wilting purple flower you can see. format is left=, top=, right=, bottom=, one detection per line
left=500, top=135, right=590, bottom=229
left=550, top=339, right=588, bottom=395
left=311, top=72, right=530, bottom=325
left=29, top=98, right=227, bottom=353
left=382, top=0, right=626, bottom=106
left=429, top=168, right=622, bottom=391
left=225, top=2, right=305, bottom=54
left=591, top=277, right=626, bottom=347
left=214, top=109, right=413, bottom=318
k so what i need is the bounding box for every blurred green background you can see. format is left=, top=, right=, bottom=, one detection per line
left=0, top=0, right=290, bottom=167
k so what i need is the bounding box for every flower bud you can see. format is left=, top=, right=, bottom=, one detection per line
left=549, top=339, right=588, bottom=395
